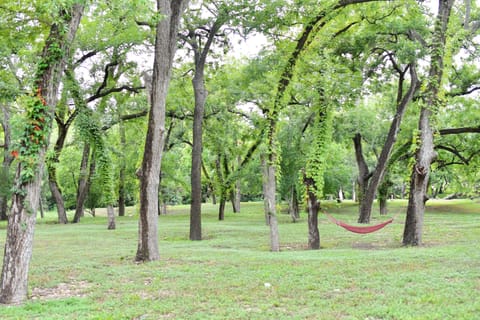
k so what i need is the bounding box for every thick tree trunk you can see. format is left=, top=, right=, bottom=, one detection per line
left=403, top=108, right=437, bottom=245
left=218, top=197, right=226, bottom=221
left=73, top=143, right=91, bottom=223
left=189, top=72, right=206, bottom=241
left=403, top=0, right=454, bottom=246
left=358, top=65, right=419, bottom=223
left=0, top=4, right=83, bottom=305
left=107, top=205, right=116, bottom=230
left=264, top=152, right=280, bottom=252
left=136, top=0, right=188, bottom=262
left=304, top=176, right=320, bottom=249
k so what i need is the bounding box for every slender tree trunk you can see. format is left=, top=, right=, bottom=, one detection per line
left=107, top=205, right=116, bottom=230
left=73, top=143, right=91, bottom=223
left=358, top=65, right=419, bottom=223
left=0, top=105, right=13, bottom=221
left=403, top=0, right=454, bottom=246
left=353, top=133, right=370, bottom=212
left=136, top=0, right=188, bottom=262
left=189, top=71, right=206, bottom=241
left=233, top=156, right=241, bottom=212
left=188, top=18, right=221, bottom=241
left=288, top=187, right=300, bottom=222
left=230, top=190, right=240, bottom=213
left=48, top=120, right=69, bottom=224
left=118, top=121, right=126, bottom=217
left=261, top=156, right=269, bottom=225
left=0, top=4, right=83, bottom=305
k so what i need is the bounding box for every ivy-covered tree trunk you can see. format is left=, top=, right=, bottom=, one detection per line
left=403, top=0, right=454, bottom=246
left=0, top=4, right=83, bottom=305
left=0, top=105, right=14, bottom=221
left=136, top=0, right=188, bottom=262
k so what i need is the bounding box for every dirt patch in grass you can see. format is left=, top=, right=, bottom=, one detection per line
left=31, top=279, right=90, bottom=300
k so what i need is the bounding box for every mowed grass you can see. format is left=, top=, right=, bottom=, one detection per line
left=0, top=199, right=479, bottom=319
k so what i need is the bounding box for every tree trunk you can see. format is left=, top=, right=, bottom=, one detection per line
left=261, top=155, right=269, bottom=225
left=0, top=105, right=13, bottom=221
left=188, top=17, right=221, bottom=241
left=49, top=179, right=67, bottom=224
left=189, top=71, right=206, bottom=241
left=107, top=205, right=116, bottom=230
left=305, top=177, right=320, bottom=250
left=353, top=133, right=370, bottom=217
left=218, top=197, right=226, bottom=221
left=358, top=65, right=419, bottom=223
left=403, top=0, right=453, bottom=246
left=0, top=4, right=83, bottom=305
left=118, top=121, right=126, bottom=217
left=288, top=187, right=300, bottom=222
left=136, top=0, right=188, bottom=262
left=48, top=119, right=70, bottom=224
left=73, top=143, right=91, bottom=223
left=264, top=151, right=280, bottom=252
left=230, top=190, right=240, bottom=213
left=233, top=156, right=241, bottom=212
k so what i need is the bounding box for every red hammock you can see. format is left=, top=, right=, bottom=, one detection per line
left=324, top=212, right=394, bottom=234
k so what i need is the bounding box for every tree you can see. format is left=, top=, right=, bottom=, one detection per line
left=0, top=2, right=84, bottom=305
left=136, top=0, right=189, bottom=262
left=180, top=1, right=227, bottom=240
left=403, top=0, right=455, bottom=246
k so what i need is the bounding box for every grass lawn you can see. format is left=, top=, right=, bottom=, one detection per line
left=0, top=199, right=479, bottom=319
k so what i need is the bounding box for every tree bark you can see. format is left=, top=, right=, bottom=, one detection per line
left=358, top=64, right=419, bottom=223
left=136, top=0, right=188, bottom=262
left=264, top=149, right=280, bottom=251
left=47, top=117, right=70, bottom=224
left=188, top=17, right=221, bottom=241
left=218, top=197, right=226, bottom=221
left=107, top=205, right=115, bottom=230
left=189, top=71, right=206, bottom=240
left=73, top=143, right=91, bottom=223
left=304, top=176, right=320, bottom=249
left=118, top=121, right=126, bottom=217
left=288, top=187, right=300, bottom=222
left=353, top=133, right=370, bottom=210
left=0, top=105, right=14, bottom=221
left=0, top=4, right=83, bottom=305
left=403, top=0, right=454, bottom=246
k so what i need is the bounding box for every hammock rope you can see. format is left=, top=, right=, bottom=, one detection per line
left=323, top=211, right=395, bottom=234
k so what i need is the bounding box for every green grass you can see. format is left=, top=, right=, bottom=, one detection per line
left=0, top=199, right=479, bottom=319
